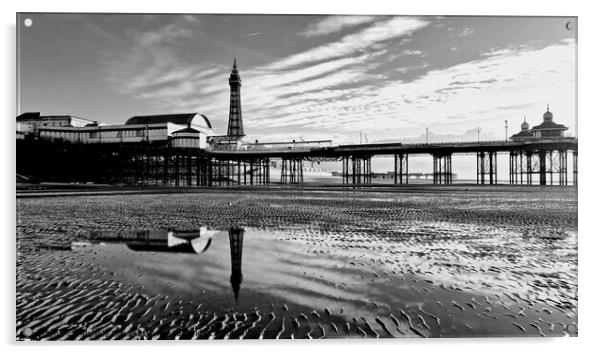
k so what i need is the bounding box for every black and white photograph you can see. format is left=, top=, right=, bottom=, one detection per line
left=12, top=5, right=585, bottom=344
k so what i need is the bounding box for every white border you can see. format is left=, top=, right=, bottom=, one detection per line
left=3, top=1, right=600, bottom=353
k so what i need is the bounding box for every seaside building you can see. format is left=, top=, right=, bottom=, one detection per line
left=17, top=112, right=214, bottom=149
left=529, top=105, right=569, bottom=139
left=17, top=112, right=97, bottom=138
left=510, top=106, right=570, bottom=142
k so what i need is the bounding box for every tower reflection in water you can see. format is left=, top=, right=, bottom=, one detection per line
left=71, top=226, right=245, bottom=301
left=228, top=227, right=244, bottom=301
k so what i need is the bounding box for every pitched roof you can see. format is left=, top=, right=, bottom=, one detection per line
left=17, top=112, right=95, bottom=123
left=125, top=113, right=212, bottom=129
left=531, top=120, right=568, bottom=131
left=511, top=130, right=534, bottom=138
left=17, top=112, right=41, bottom=121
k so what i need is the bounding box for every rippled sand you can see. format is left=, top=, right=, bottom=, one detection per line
left=16, top=186, right=578, bottom=340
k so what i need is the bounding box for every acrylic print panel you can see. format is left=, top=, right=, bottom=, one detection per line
left=16, top=13, right=578, bottom=340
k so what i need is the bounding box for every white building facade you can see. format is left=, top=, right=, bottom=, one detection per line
left=19, top=113, right=214, bottom=150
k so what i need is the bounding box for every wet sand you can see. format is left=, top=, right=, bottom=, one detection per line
left=16, top=185, right=578, bottom=339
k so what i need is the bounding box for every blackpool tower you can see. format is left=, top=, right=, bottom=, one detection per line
left=227, top=58, right=245, bottom=137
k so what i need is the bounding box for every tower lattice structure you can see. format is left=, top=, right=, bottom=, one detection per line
left=227, top=58, right=245, bottom=137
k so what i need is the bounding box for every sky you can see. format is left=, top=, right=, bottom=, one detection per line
left=17, top=14, right=577, bottom=145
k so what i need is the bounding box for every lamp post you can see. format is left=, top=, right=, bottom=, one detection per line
left=504, top=120, right=508, bottom=142
left=477, top=128, right=480, bottom=143
left=426, top=127, right=429, bottom=144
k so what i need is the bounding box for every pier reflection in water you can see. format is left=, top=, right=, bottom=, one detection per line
left=72, top=226, right=246, bottom=301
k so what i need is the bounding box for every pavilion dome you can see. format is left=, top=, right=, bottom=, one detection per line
left=543, top=107, right=553, bottom=122
left=125, top=113, right=212, bottom=130
left=521, top=117, right=529, bottom=131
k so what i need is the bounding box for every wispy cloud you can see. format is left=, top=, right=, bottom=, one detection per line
left=105, top=20, right=202, bottom=96
left=298, top=15, right=378, bottom=37
left=401, top=49, right=424, bottom=56
left=267, top=17, right=430, bottom=70
left=244, top=32, right=262, bottom=37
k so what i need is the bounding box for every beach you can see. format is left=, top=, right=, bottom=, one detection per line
left=16, top=185, right=578, bottom=339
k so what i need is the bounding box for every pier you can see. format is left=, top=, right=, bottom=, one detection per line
left=17, top=136, right=577, bottom=187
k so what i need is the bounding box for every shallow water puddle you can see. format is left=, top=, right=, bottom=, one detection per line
left=71, top=228, right=406, bottom=320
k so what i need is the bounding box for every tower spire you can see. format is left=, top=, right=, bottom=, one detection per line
left=227, top=57, right=244, bottom=137
left=521, top=115, right=529, bottom=131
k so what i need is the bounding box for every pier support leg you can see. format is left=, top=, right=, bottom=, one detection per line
left=342, top=155, right=370, bottom=185
left=434, top=154, right=452, bottom=185
left=163, top=151, right=169, bottom=186
left=539, top=151, right=547, bottom=186
left=394, top=154, right=398, bottom=184
left=516, top=151, right=520, bottom=185
left=510, top=151, right=516, bottom=185
left=266, top=158, right=270, bottom=185
left=557, top=150, right=568, bottom=186
left=354, top=156, right=371, bottom=184
left=250, top=160, right=254, bottom=185
left=187, top=155, right=192, bottom=186
left=476, top=151, right=496, bottom=185
left=538, top=149, right=569, bottom=186
left=280, top=159, right=287, bottom=184
left=573, top=150, right=578, bottom=186
left=525, top=152, right=533, bottom=185
left=342, top=157, right=348, bottom=185
left=175, top=154, right=180, bottom=187
left=227, top=160, right=232, bottom=186
left=280, top=158, right=303, bottom=184
left=196, top=156, right=201, bottom=186
left=490, top=151, right=497, bottom=185
left=254, top=159, right=261, bottom=185
left=394, top=153, right=409, bottom=184
left=478, top=152, right=482, bottom=185
left=208, top=158, right=213, bottom=186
